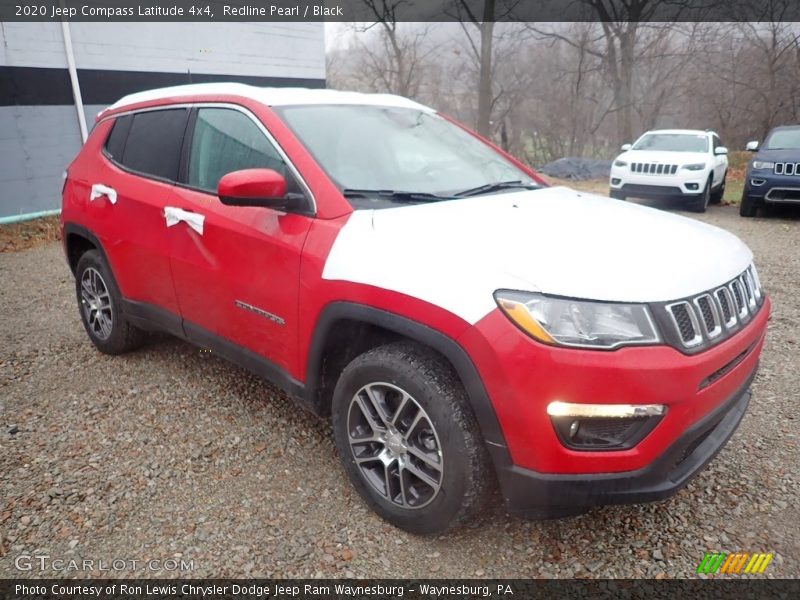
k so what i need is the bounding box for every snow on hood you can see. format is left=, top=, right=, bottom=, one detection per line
left=322, top=186, right=752, bottom=324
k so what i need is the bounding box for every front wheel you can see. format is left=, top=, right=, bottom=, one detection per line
left=331, top=342, right=492, bottom=534
left=740, top=192, right=759, bottom=217
left=690, top=175, right=713, bottom=213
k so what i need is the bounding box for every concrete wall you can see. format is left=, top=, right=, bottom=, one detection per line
left=0, top=22, right=326, bottom=79
left=0, top=23, right=326, bottom=222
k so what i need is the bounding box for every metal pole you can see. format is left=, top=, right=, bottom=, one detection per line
left=60, top=16, right=88, bottom=143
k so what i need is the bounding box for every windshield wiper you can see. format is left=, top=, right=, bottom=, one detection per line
left=453, top=180, right=539, bottom=197
left=342, top=188, right=453, bottom=203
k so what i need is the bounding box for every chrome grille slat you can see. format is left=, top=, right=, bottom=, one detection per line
left=664, top=268, right=763, bottom=350
left=742, top=272, right=757, bottom=310
left=666, top=301, right=703, bottom=347
left=714, top=287, right=736, bottom=328
left=729, top=279, right=747, bottom=319
left=694, top=294, right=722, bottom=338
left=773, top=162, right=800, bottom=176
left=630, top=162, right=678, bottom=175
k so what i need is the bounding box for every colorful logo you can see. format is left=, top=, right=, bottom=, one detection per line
left=697, top=552, right=773, bottom=574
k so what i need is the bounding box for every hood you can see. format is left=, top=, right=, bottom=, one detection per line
left=322, top=187, right=753, bottom=324
left=752, top=148, right=800, bottom=162
left=617, top=149, right=709, bottom=166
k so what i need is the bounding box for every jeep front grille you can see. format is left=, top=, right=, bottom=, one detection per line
left=631, top=162, right=678, bottom=175
left=774, top=162, right=800, bottom=176
left=664, top=266, right=764, bottom=350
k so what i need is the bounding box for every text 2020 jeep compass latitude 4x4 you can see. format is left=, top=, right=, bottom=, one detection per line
left=61, top=84, right=769, bottom=534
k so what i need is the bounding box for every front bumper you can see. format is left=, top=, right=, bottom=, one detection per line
left=495, top=366, right=755, bottom=517
left=744, top=171, right=800, bottom=204
left=610, top=166, right=709, bottom=197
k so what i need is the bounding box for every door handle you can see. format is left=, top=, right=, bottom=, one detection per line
left=89, top=183, right=117, bottom=204
left=164, top=206, right=205, bottom=235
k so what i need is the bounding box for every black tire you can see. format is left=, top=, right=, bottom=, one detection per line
left=739, top=191, right=759, bottom=217
left=331, top=341, right=492, bottom=534
left=690, top=175, right=713, bottom=213
left=710, top=171, right=726, bottom=204
left=75, top=250, right=145, bottom=355
left=609, top=189, right=625, bottom=200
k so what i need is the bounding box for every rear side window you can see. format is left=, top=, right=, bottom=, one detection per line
left=104, top=115, right=132, bottom=160
left=116, top=109, right=188, bottom=181
left=187, top=107, right=288, bottom=192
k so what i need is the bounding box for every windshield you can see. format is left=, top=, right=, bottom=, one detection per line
left=764, top=129, right=800, bottom=150
left=632, top=133, right=709, bottom=153
left=274, top=105, right=537, bottom=200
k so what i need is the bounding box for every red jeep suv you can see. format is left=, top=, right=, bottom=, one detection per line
left=61, top=84, right=769, bottom=533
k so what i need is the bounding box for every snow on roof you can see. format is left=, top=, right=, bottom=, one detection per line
left=643, top=129, right=716, bottom=136
left=105, top=83, right=434, bottom=113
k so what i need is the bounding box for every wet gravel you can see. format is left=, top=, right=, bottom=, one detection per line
left=1, top=204, right=798, bottom=579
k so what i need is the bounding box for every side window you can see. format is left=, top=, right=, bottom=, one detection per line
left=187, top=107, right=291, bottom=193
left=104, top=115, right=132, bottom=161
left=713, top=135, right=722, bottom=151
left=117, top=109, right=188, bottom=181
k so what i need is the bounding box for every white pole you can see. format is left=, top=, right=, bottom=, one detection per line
left=60, top=17, right=88, bottom=143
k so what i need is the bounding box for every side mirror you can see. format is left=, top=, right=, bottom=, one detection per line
left=714, top=146, right=729, bottom=155
left=217, top=169, right=299, bottom=210
left=621, top=143, right=632, bottom=151
left=746, top=140, right=759, bottom=152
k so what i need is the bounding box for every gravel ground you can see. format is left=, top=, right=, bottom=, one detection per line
left=1, top=203, right=798, bottom=579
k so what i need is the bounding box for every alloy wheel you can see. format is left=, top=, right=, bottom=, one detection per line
left=347, top=382, right=443, bottom=509
left=80, top=267, right=113, bottom=340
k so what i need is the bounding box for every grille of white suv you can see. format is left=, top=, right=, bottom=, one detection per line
left=631, top=162, right=679, bottom=175
left=664, top=267, right=763, bottom=349
left=773, top=162, right=800, bottom=176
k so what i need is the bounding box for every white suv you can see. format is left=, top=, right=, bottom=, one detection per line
left=609, top=129, right=728, bottom=212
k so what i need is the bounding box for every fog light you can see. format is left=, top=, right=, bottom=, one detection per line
left=569, top=420, right=580, bottom=439
left=686, top=183, right=699, bottom=191
left=611, top=178, right=621, bottom=185
left=750, top=178, right=765, bottom=186
left=548, top=402, right=665, bottom=451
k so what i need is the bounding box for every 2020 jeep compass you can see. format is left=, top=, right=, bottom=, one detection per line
left=61, top=84, right=769, bottom=534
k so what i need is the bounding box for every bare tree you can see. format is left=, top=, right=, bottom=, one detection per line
left=346, top=1, right=433, bottom=97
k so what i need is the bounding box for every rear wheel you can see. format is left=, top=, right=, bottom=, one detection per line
left=331, top=342, right=492, bottom=534
left=75, top=250, right=145, bottom=354
left=710, top=171, right=726, bottom=204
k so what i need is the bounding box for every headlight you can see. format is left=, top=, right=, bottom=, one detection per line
left=752, top=161, right=774, bottom=170
left=681, top=163, right=707, bottom=171
left=613, top=159, right=628, bottom=167
left=494, top=291, right=661, bottom=349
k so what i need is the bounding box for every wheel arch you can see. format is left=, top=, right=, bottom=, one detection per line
left=63, top=223, right=108, bottom=275
left=304, top=302, right=510, bottom=455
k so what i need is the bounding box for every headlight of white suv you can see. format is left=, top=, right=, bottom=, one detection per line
left=613, top=159, right=628, bottom=167
left=752, top=161, right=774, bottom=170
left=494, top=291, right=661, bottom=349
left=681, top=163, right=707, bottom=171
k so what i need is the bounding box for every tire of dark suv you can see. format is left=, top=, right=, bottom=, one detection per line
left=75, top=250, right=145, bottom=355
left=331, top=342, right=492, bottom=534
left=740, top=190, right=759, bottom=218
left=690, top=175, right=713, bottom=213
